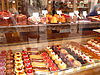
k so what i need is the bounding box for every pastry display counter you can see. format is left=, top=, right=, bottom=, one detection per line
left=0, top=16, right=100, bottom=75
left=0, top=2, right=100, bottom=75
left=0, top=0, right=100, bottom=75
left=0, top=37, right=100, bottom=75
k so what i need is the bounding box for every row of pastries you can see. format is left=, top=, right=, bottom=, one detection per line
left=0, top=39, right=100, bottom=74
left=0, top=11, right=71, bottom=26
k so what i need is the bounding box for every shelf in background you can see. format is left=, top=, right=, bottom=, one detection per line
left=0, top=22, right=100, bottom=28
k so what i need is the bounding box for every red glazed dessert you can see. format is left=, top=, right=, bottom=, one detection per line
left=24, top=60, right=31, bottom=66
left=26, top=69, right=34, bottom=75
left=22, top=51, right=27, bottom=54
left=26, top=65, right=32, bottom=70
left=23, top=57, right=29, bottom=61
left=22, top=54, right=28, bottom=59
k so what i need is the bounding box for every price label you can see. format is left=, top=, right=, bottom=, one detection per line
left=69, top=12, right=74, bottom=17
left=32, top=12, right=39, bottom=18
left=42, top=10, right=48, bottom=15
left=3, top=17, right=9, bottom=19
left=97, top=11, right=100, bottom=14
left=74, top=11, right=79, bottom=15
left=57, top=10, right=62, bottom=15
left=74, top=11, right=81, bottom=18
left=83, top=11, right=87, bottom=17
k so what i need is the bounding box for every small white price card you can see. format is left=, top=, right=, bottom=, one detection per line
left=32, top=12, right=39, bottom=18
left=74, top=11, right=79, bottom=15
left=3, top=17, right=9, bottom=19
left=42, top=10, right=48, bottom=15
left=83, top=11, right=87, bottom=18
left=57, top=10, right=62, bottom=15
left=69, top=12, right=74, bottom=17
left=97, top=11, right=100, bottom=14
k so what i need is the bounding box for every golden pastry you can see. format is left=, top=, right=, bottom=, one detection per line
left=15, top=56, right=22, bottom=60
left=15, top=63, right=24, bottom=68
left=55, top=58, right=62, bottom=64
left=16, top=72, right=26, bottom=75
left=15, top=52, right=22, bottom=56
left=52, top=55, right=58, bottom=60
left=32, top=62, right=46, bottom=67
left=15, top=59, right=23, bottom=64
left=29, top=55, right=42, bottom=59
left=58, top=62, right=67, bottom=70
left=15, top=68, right=24, bottom=73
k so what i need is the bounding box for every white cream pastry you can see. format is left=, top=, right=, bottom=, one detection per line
left=87, top=41, right=92, bottom=44
left=46, top=47, right=51, bottom=49
left=92, top=42, right=96, bottom=46
left=73, top=60, right=82, bottom=67
left=88, top=59, right=94, bottom=64
left=96, top=44, right=100, bottom=47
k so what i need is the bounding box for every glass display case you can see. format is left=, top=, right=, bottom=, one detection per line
left=0, top=0, right=100, bottom=75
left=0, top=22, right=100, bottom=75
